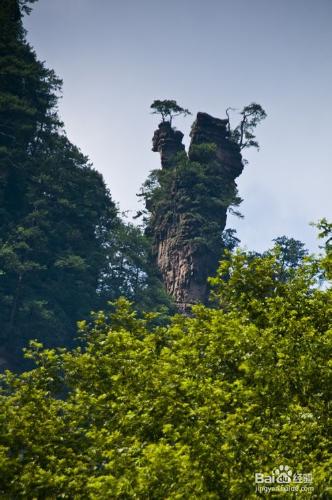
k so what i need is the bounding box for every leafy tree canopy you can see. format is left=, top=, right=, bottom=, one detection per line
left=0, top=226, right=330, bottom=498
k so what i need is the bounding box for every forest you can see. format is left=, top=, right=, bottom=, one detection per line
left=0, top=0, right=331, bottom=498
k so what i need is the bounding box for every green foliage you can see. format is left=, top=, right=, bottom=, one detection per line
left=227, top=102, right=267, bottom=151
left=0, top=9, right=329, bottom=495
left=0, top=98, right=117, bottom=361
left=150, top=99, right=191, bottom=125
left=313, top=218, right=332, bottom=279
left=271, top=236, right=308, bottom=268
left=0, top=0, right=170, bottom=367
left=0, top=237, right=330, bottom=498
left=98, top=220, right=174, bottom=316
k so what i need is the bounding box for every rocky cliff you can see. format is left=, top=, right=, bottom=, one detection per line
left=150, top=112, right=244, bottom=312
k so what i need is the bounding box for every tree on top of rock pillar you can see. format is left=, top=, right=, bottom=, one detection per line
left=150, top=100, right=191, bottom=126
left=226, top=102, right=267, bottom=151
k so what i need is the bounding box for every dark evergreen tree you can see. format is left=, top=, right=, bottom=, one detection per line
left=0, top=1, right=171, bottom=369
left=97, top=220, right=173, bottom=317
left=0, top=0, right=118, bottom=368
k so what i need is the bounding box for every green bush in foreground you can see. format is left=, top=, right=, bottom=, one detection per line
left=0, top=232, right=331, bottom=499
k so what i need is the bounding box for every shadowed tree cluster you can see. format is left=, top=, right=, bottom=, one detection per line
left=0, top=0, right=170, bottom=369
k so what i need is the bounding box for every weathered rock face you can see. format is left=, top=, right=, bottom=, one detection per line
left=151, top=113, right=244, bottom=312
left=189, top=112, right=243, bottom=179
left=152, top=121, right=185, bottom=168
left=156, top=223, right=216, bottom=312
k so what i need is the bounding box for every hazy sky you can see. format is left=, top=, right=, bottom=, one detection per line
left=25, top=0, right=331, bottom=253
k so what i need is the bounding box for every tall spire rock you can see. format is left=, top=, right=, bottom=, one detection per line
left=147, top=112, right=244, bottom=312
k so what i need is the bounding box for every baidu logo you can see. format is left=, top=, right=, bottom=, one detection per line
left=254, top=464, right=314, bottom=494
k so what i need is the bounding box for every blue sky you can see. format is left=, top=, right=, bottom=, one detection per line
left=25, top=0, right=331, bottom=253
